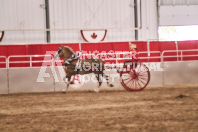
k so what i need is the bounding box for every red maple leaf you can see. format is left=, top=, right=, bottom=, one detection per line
left=91, top=33, right=97, bottom=39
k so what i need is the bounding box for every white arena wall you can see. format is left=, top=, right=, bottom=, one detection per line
left=0, top=69, right=8, bottom=94
left=1, top=0, right=198, bottom=44
left=8, top=68, right=55, bottom=93
left=163, top=61, right=198, bottom=85
left=1, top=61, right=198, bottom=94
left=0, top=0, right=158, bottom=43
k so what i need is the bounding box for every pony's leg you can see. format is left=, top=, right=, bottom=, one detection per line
left=93, top=74, right=102, bottom=92
left=63, top=76, right=71, bottom=94
left=103, top=74, right=114, bottom=87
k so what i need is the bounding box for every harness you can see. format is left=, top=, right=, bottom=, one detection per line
left=63, top=51, right=83, bottom=74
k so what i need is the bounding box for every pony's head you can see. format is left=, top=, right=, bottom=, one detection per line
left=54, top=46, right=75, bottom=59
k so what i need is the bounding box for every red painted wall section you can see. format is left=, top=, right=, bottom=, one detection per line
left=1, top=45, right=27, bottom=67
left=149, top=41, right=161, bottom=62
left=177, top=41, right=198, bottom=61
left=159, top=41, right=177, bottom=61
left=111, top=42, right=129, bottom=52
left=0, top=40, right=198, bottom=68
left=81, top=43, right=100, bottom=52
left=0, top=45, right=7, bottom=68
left=81, top=42, right=130, bottom=52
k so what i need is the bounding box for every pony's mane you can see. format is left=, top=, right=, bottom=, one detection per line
left=64, top=46, right=75, bottom=54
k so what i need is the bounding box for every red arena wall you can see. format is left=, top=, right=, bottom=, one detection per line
left=0, top=40, right=198, bottom=68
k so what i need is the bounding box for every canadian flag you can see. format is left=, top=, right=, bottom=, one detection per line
left=80, top=30, right=107, bottom=42
left=91, top=33, right=97, bottom=39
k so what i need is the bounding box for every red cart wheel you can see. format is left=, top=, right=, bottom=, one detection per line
left=120, top=63, right=150, bottom=91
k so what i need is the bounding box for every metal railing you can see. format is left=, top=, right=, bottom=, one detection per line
left=0, top=56, right=7, bottom=68
left=8, top=55, right=54, bottom=68
left=1, top=49, right=197, bottom=69
left=161, top=49, right=198, bottom=62
left=138, top=51, right=162, bottom=61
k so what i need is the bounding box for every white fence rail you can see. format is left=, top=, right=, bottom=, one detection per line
left=0, top=49, right=197, bottom=69
left=0, top=56, right=7, bottom=68
left=8, top=55, right=54, bottom=68
left=139, top=51, right=162, bottom=61
left=162, top=49, right=198, bottom=62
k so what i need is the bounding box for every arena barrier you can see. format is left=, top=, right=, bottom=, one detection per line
left=1, top=61, right=198, bottom=94
left=147, top=63, right=164, bottom=87
left=0, top=68, right=8, bottom=94
left=0, top=56, right=8, bottom=94
left=163, top=61, right=198, bottom=85
left=8, top=67, right=55, bottom=93
left=0, top=49, right=198, bottom=94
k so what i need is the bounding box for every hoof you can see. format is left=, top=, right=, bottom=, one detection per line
left=70, top=81, right=75, bottom=84
left=93, top=88, right=100, bottom=93
left=110, top=84, right=114, bottom=87
left=62, top=91, right=66, bottom=94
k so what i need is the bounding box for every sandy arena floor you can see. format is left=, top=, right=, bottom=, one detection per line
left=0, top=86, right=198, bottom=132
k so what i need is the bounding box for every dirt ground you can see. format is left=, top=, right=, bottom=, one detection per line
left=0, top=86, right=198, bottom=132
